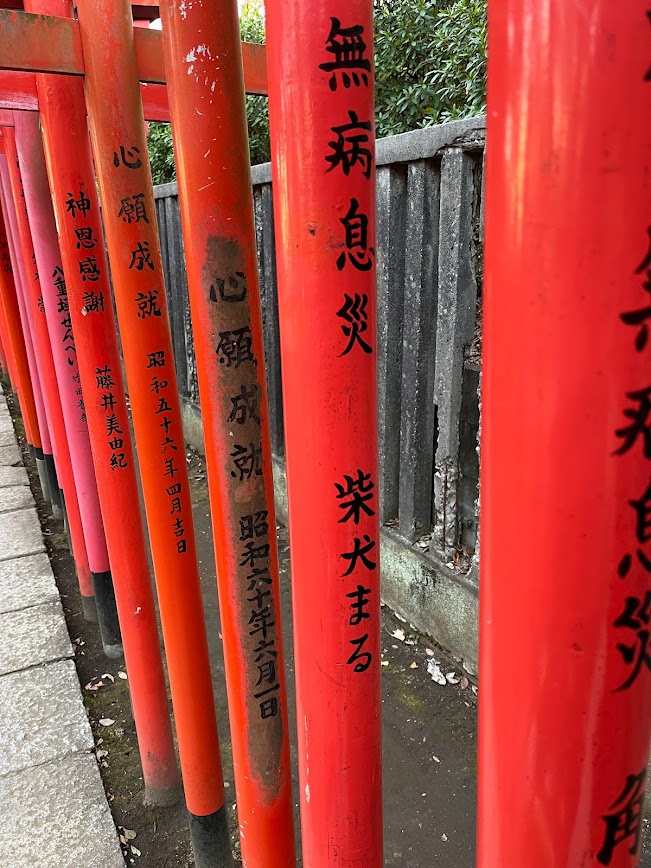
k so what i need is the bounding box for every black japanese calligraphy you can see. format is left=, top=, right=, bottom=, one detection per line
left=335, top=469, right=375, bottom=524
left=319, top=18, right=370, bottom=91
left=79, top=256, right=101, bottom=282
left=113, top=145, right=143, bottom=170
left=337, top=198, right=374, bottom=271
left=65, top=190, right=91, bottom=219
left=337, top=293, right=373, bottom=355
left=239, top=511, right=269, bottom=541
left=597, top=770, right=646, bottom=864
left=346, top=584, right=371, bottom=626
left=210, top=271, right=248, bottom=303
left=74, top=227, right=98, bottom=250
left=135, top=289, right=162, bottom=320
left=82, top=289, right=105, bottom=313
left=325, top=111, right=373, bottom=179
left=95, top=366, right=114, bottom=390
left=228, top=384, right=261, bottom=425
left=129, top=241, right=155, bottom=271
left=621, top=227, right=651, bottom=350
left=230, top=442, right=263, bottom=480
left=347, top=634, right=372, bottom=673
left=614, top=386, right=651, bottom=458
left=147, top=350, right=166, bottom=368
left=216, top=326, right=256, bottom=368
left=118, top=194, right=149, bottom=225
left=341, top=534, right=377, bottom=575
left=613, top=591, right=651, bottom=692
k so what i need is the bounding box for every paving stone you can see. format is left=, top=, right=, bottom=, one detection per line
left=0, top=465, right=28, bottom=489
left=0, top=485, right=35, bottom=515
left=0, top=601, right=72, bottom=676
left=0, top=430, right=16, bottom=447
left=0, top=753, right=124, bottom=868
left=0, top=444, right=21, bottom=466
left=0, top=554, right=58, bottom=614
left=0, top=660, right=93, bottom=776
left=0, top=510, right=45, bottom=562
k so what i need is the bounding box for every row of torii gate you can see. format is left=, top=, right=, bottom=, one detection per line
left=0, top=1, right=648, bottom=867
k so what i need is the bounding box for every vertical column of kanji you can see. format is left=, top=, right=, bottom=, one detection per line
left=4, top=122, right=120, bottom=653
left=480, top=3, right=651, bottom=866
left=75, top=1, right=231, bottom=862
left=0, top=151, right=50, bottom=496
left=266, top=3, right=383, bottom=865
left=157, top=1, right=295, bottom=863
left=26, top=70, right=180, bottom=803
left=0, top=138, right=97, bottom=622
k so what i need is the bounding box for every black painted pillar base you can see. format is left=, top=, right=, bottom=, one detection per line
left=81, top=594, right=98, bottom=623
left=60, top=491, right=70, bottom=541
left=33, top=446, right=50, bottom=504
left=91, top=570, right=123, bottom=659
left=189, top=806, right=234, bottom=868
left=44, top=453, right=62, bottom=519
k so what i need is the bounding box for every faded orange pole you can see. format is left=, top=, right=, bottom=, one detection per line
left=4, top=122, right=118, bottom=646
left=157, top=1, right=295, bottom=863
left=479, top=2, right=651, bottom=866
left=22, top=4, right=180, bottom=797
left=266, top=0, right=383, bottom=864
left=75, top=0, right=231, bottom=861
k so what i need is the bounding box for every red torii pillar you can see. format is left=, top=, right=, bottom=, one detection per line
left=75, top=0, right=231, bottom=861
left=4, top=121, right=120, bottom=650
left=157, top=0, right=295, bottom=864
left=266, top=1, right=383, bottom=865
left=480, top=2, right=651, bottom=866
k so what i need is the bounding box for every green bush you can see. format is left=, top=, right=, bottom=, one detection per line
left=147, top=0, right=487, bottom=183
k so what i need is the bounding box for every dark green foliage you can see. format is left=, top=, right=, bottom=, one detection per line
left=147, top=0, right=486, bottom=183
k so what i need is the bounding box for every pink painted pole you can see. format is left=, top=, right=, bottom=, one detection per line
left=0, top=148, right=95, bottom=618
left=5, top=118, right=121, bottom=656
left=0, top=153, right=63, bottom=516
left=0, top=157, right=51, bottom=501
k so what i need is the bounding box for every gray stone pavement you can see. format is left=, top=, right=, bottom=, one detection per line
left=0, top=389, right=124, bottom=868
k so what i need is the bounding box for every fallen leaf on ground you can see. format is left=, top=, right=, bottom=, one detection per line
left=425, top=647, right=435, bottom=657
left=390, top=628, right=405, bottom=641
left=432, top=755, right=441, bottom=763
left=117, top=672, right=127, bottom=680
left=460, top=676, right=469, bottom=689
left=102, top=673, right=115, bottom=683
left=409, top=662, right=418, bottom=669
left=446, top=672, right=460, bottom=684
left=99, top=718, right=115, bottom=726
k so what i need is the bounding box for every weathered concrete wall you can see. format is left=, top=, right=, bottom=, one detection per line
left=156, top=117, right=486, bottom=672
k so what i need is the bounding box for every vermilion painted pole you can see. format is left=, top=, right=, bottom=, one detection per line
left=480, top=3, right=651, bottom=866
left=0, top=215, right=22, bottom=396
left=266, top=1, right=383, bottom=865
left=0, top=188, right=40, bottom=449
left=75, top=0, right=230, bottom=861
left=0, top=134, right=95, bottom=619
left=4, top=122, right=120, bottom=652
left=157, top=2, right=295, bottom=863
left=24, top=50, right=180, bottom=803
